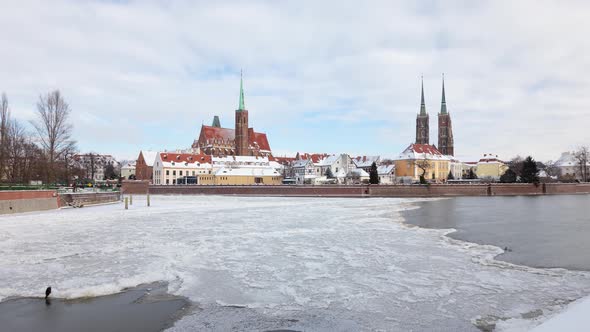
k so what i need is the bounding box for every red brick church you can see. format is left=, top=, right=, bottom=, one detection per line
left=191, top=73, right=272, bottom=157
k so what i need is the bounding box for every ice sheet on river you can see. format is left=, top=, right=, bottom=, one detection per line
left=0, top=196, right=589, bottom=331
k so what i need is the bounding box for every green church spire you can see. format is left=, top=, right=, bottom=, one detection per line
left=440, top=73, right=447, bottom=114
left=419, top=76, right=427, bottom=116
left=212, top=115, right=221, bottom=127
left=238, top=70, right=245, bottom=111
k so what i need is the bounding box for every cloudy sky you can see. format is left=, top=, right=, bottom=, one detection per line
left=1, top=0, right=589, bottom=162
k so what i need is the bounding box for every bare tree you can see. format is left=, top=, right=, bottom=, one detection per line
left=31, top=90, right=76, bottom=184
left=508, top=155, right=524, bottom=177
left=415, top=157, right=431, bottom=183
left=574, top=146, right=589, bottom=182
left=0, top=93, right=10, bottom=181
left=543, top=160, right=560, bottom=178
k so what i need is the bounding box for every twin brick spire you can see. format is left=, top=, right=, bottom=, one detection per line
left=415, top=75, right=454, bottom=156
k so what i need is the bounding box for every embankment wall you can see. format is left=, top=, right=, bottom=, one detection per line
left=128, top=183, right=590, bottom=197
left=59, top=192, right=121, bottom=206
left=0, top=190, right=59, bottom=215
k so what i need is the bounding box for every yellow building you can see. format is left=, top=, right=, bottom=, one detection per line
left=394, top=144, right=450, bottom=182
left=475, top=154, right=508, bottom=180
left=198, top=167, right=282, bottom=185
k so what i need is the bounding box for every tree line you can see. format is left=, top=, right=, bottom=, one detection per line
left=0, top=91, right=80, bottom=185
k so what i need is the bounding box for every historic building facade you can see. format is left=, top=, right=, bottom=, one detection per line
left=192, top=73, right=272, bottom=157
left=437, top=77, right=454, bottom=156
left=394, top=143, right=450, bottom=182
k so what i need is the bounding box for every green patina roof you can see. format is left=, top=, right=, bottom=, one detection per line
left=238, top=70, right=245, bottom=111
left=212, top=115, right=221, bottom=128
left=440, top=74, right=447, bottom=114
left=419, top=76, right=427, bottom=116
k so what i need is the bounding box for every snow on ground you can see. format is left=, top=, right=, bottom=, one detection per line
left=496, top=295, right=590, bottom=332
left=0, top=195, right=589, bottom=331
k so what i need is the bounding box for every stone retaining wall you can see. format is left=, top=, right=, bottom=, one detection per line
left=134, top=183, right=590, bottom=197
left=149, top=185, right=368, bottom=197
left=0, top=190, right=59, bottom=215
left=59, top=192, right=121, bottom=206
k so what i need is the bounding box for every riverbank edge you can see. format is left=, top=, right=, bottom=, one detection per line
left=398, top=199, right=590, bottom=332
left=122, top=181, right=590, bottom=198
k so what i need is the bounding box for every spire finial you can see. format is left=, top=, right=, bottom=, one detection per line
left=419, top=76, right=426, bottom=116
left=441, top=73, right=447, bottom=114
left=238, top=69, right=245, bottom=111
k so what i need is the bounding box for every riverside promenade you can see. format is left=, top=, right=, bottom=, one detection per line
left=122, top=181, right=590, bottom=197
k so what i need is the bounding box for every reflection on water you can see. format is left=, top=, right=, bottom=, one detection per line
left=403, top=195, right=590, bottom=270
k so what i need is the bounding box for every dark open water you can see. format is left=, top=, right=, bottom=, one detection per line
left=402, top=195, right=590, bottom=271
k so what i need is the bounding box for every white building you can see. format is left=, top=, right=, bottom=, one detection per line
left=73, top=153, right=120, bottom=182
left=449, top=158, right=463, bottom=180
left=314, top=154, right=353, bottom=184
left=120, top=162, right=136, bottom=180
left=211, top=155, right=274, bottom=172
left=352, top=156, right=381, bottom=172
left=292, top=159, right=316, bottom=184
left=153, top=152, right=212, bottom=185
left=377, top=165, right=396, bottom=184
left=555, top=151, right=590, bottom=180
left=349, top=168, right=370, bottom=184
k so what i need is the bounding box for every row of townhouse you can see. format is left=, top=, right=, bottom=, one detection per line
left=135, top=150, right=283, bottom=185
left=288, top=153, right=396, bottom=185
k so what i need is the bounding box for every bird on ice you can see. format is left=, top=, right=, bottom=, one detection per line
left=45, top=287, right=52, bottom=299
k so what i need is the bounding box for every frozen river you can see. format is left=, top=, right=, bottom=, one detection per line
left=1, top=195, right=589, bottom=331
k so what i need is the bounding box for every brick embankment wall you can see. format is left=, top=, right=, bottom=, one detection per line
left=545, top=183, right=590, bottom=194
left=489, top=183, right=545, bottom=196
left=149, top=185, right=368, bottom=197
left=369, top=184, right=490, bottom=197
left=121, top=180, right=150, bottom=195
left=59, top=192, right=121, bottom=206
left=135, top=183, right=590, bottom=197
left=0, top=190, right=59, bottom=215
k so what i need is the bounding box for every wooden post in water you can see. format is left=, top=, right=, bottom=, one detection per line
left=130, top=194, right=133, bottom=205
left=125, top=197, right=128, bottom=210
left=147, top=193, right=150, bottom=207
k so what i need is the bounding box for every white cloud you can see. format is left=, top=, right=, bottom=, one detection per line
left=0, top=0, right=589, bottom=161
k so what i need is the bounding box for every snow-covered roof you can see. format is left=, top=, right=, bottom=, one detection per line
left=478, top=153, right=505, bottom=164
left=297, top=153, right=328, bottom=163
left=315, top=154, right=346, bottom=167
left=214, top=167, right=280, bottom=177
left=268, top=161, right=284, bottom=170
left=350, top=169, right=370, bottom=177
left=555, top=152, right=590, bottom=167
left=159, top=152, right=212, bottom=169
left=292, top=159, right=312, bottom=168
left=394, top=144, right=449, bottom=161
left=352, top=156, right=380, bottom=168
left=213, top=156, right=269, bottom=163
left=377, top=165, right=395, bottom=175
left=141, top=150, right=158, bottom=167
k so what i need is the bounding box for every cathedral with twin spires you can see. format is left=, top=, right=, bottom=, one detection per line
left=415, top=75, right=454, bottom=156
